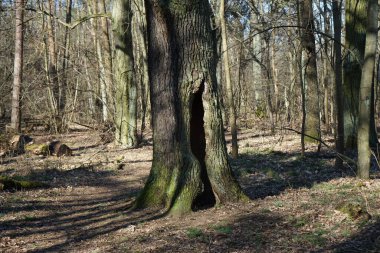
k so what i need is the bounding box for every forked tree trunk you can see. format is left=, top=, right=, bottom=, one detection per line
left=113, top=0, right=138, bottom=147
left=135, top=0, right=246, bottom=215
left=11, top=0, right=24, bottom=132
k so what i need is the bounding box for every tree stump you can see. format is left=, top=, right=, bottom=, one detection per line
left=9, top=135, right=32, bottom=154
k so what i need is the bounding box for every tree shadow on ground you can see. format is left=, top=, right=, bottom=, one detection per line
left=231, top=150, right=356, bottom=200
left=318, top=218, right=380, bottom=253
left=0, top=191, right=165, bottom=253
left=135, top=211, right=324, bottom=253
left=0, top=164, right=159, bottom=253
left=1, top=165, right=123, bottom=188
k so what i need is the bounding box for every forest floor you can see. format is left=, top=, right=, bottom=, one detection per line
left=1, top=128, right=380, bottom=253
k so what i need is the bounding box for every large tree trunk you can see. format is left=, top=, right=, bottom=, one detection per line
left=11, top=0, right=24, bottom=132
left=300, top=0, right=321, bottom=144
left=135, top=0, right=246, bottom=216
left=113, top=0, right=138, bottom=147
left=357, top=0, right=378, bottom=179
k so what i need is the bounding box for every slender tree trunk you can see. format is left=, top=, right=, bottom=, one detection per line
left=333, top=0, right=344, bottom=169
left=60, top=0, right=72, bottom=130
left=357, top=0, right=378, bottom=179
left=11, top=0, right=24, bottom=132
left=300, top=0, right=321, bottom=145
left=220, top=0, right=238, bottom=158
left=270, top=29, right=279, bottom=123
left=46, top=0, right=61, bottom=132
left=113, top=0, right=138, bottom=147
left=88, top=0, right=108, bottom=122
left=296, top=0, right=306, bottom=154
left=135, top=0, right=245, bottom=216
left=132, top=0, right=150, bottom=136
left=98, top=0, right=114, bottom=116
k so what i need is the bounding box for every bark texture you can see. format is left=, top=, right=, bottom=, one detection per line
left=300, top=0, right=321, bottom=143
left=357, top=0, right=378, bottom=179
left=220, top=0, right=238, bottom=158
left=11, top=0, right=24, bottom=132
left=344, top=0, right=367, bottom=148
left=113, top=0, right=138, bottom=147
left=332, top=0, right=344, bottom=169
left=135, top=0, right=245, bottom=215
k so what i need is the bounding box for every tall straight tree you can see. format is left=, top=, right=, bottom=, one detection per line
left=299, top=0, right=320, bottom=144
left=220, top=0, right=239, bottom=158
left=332, top=0, right=344, bottom=169
left=135, top=0, right=246, bottom=215
left=357, top=0, right=378, bottom=179
left=113, top=0, right=138, bottom=147
left=344, top=0, right=367, bottom=149
left=11, top=0, right=24, bottom=132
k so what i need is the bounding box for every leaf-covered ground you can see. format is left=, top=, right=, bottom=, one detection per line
left=1, top=129, right=380, bottom=253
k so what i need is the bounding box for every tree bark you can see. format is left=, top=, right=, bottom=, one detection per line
left=344, top=0, right=367, bottom=149
left=113, top=0, right=138, bottom=147
left=135, top=0, right=246, bottom=216
left=11, top=0, right=24, bottom=132
left=300, top=0, right=321, bottom=144
left=132, top=0, right=150, bottom=136
left=60, top=0, right=72, bottom=130
left=98, top=0, right=114, bottom=116
left=332, top=0, right=344, bottom=169
left=220, top=0, right=238, bottom=158
left=357, top=0, right=378, bottom=179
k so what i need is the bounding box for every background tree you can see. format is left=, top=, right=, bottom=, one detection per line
left=220, top=0, right=238, bottom=158
left=344, top=0, right=367, bottom=149
left=332, top=0, right=344, bottom=169
left=11, top=0, right=25, bottom=132
left=113, top=0, right=138, bottom=147
left=357, top=0, right=378, bottom=179
left=300, top=0, right=321, bottom=145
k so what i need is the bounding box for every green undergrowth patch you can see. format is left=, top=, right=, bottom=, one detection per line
left=293, top=229, right=328, bottom=247
left=186, top=227, right=204, bottom=239
left=213, top=224, right=233, bottom=234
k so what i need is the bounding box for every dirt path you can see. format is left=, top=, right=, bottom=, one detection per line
left=1, top=129, right=380, bottom=252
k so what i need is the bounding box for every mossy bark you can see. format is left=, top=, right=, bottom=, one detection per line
left=135, top=0, right=246, bottom=216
